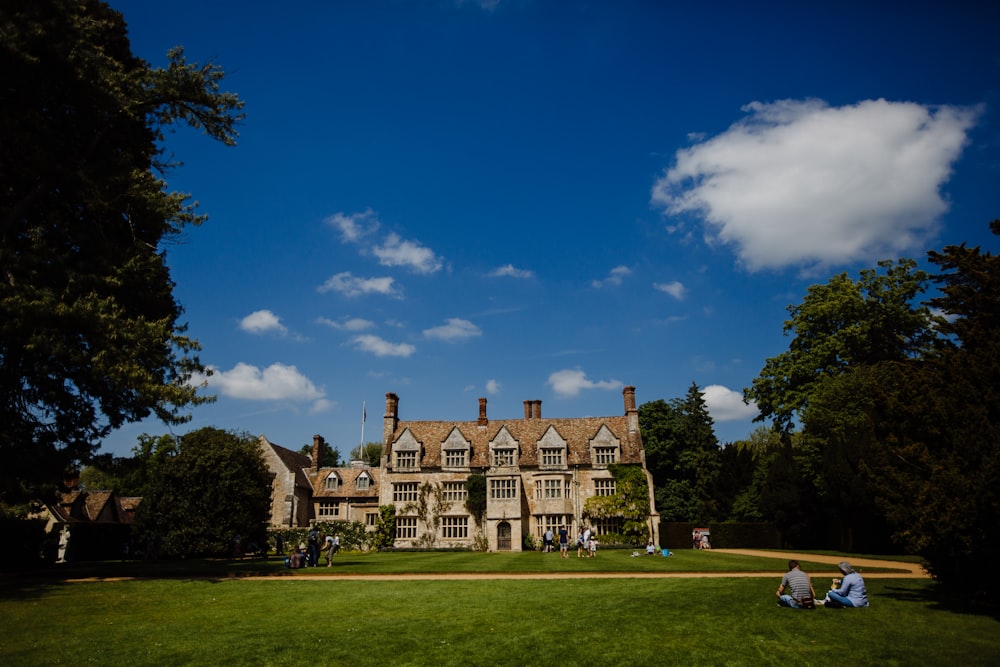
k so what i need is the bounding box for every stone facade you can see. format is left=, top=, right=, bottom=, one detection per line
left=260, top=386, right=658, bottom=551
left=260, top=434, right=380, bottom=529
left=380, top=386, right=659, bottom=551
left=259, top=435, right=313, bottom=528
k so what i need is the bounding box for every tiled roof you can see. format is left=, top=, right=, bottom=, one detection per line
left=49, top=490, right=138, bottom=524
left=309, top=466, right=381, bottom=498
left=387, top=415, right=642, bottom=467
left=261, top=436, right=313, bottom=489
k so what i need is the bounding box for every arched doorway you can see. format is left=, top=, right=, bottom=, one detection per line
left=497, top=521, right=512, bottom=551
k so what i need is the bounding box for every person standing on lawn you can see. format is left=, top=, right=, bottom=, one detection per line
left=558, top=525, right=569, bottom=558
left=776, top=560, right=816, bottom=608
left=307, top=526, right=320, bottom=567
left=825, top=561, right=869, bottom=608
left=324, top=533, right=335, bottom=566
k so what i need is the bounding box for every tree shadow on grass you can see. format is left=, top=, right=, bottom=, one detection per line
left=880, top=581, right=1000, bottom=620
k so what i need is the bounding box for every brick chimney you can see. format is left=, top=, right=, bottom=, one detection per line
left=523, top=400, right=532, bottom=419
left=478, top=397, right=488, bottom=426
left=312, top=434, right=324, bottom=472
left=623, top=385, right=638, bottom=432
left=384, top=393, right=400, bottom=449
left=533, top=400, right=542, bottom=419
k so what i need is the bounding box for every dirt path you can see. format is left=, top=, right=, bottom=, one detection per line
left=712, top=549, right=928, bottom=579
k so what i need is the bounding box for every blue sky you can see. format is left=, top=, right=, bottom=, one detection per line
left=102, top=0, right=999, bottom=458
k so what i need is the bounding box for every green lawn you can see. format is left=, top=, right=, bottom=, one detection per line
left=2, top=551, right=997, bottom=666
left=8, top=548, right=911, bottom=580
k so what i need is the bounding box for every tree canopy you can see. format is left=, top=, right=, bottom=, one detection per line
left=134, top=428, right=271, bottom=558
left=745, top=259, right=937, bottom=431
left=744, top=224, right=1000, bottom=598
left=349, top=441, right=383, bottom=467
left=0, top=0, right=243, bottom=503
left=639, top=383, right=719, bottom=523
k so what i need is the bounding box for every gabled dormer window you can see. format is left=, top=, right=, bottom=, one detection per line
left=589, top=424, right=621, bottom=467
left=537, top=426, right=567, bottom=468
left=489, top=427, right=519, bottom=468
left=392, top=429, right=421, bottom=471
left=324, top=472, right=340, bottom=491
left=356, top=472, right=371, bottom=490
left=442, top=427, right=471, bottom=468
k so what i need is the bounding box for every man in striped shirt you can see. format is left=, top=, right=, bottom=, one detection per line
left=776, top=559, right=816, bottom=608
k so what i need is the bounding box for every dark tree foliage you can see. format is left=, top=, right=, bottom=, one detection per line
left=77, top=432, right=176, bottom=496
left=0, top=0, right=243, bottom=503
left=372, top=505, right=397, bottom=551
left=862, top=223, right=1000, bottom=600
left=134, top=428, right=270, bottom=559
left=464, top=473, right=487, bottom=526
left=640, top=383, right=720, bottom=523
left=746, top=259, right=937, bottom=431
left=746, top=222, right=1000, bottom=595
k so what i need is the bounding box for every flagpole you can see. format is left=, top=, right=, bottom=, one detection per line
left=360, top=400, right=366, bottom=453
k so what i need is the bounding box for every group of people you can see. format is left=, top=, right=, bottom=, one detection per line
left=776, top=559, right=869, bottom=609
left=284, top=527, right=340, bottom=568
left=542, top=525, right=597, bottom=558
left=691, top=529, right=711, bottom=550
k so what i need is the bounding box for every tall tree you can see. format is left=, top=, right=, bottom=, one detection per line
left=0, top=0, right=243, bottom=503
left=863, top=222, right=1000, bottom=599
left=639, top=383, right=720, bottom=523
left=134, top=428, right=271, bottom=558
left=745, top=259, right=937, bottom=431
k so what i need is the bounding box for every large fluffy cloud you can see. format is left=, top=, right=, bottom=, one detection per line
left=701, top=384, right=758, bottom=422
left=547, top=369, right=623, bottom=398
left=193, top=362, right=325, bottom=403
left=652, top=99, right=979, bottom=271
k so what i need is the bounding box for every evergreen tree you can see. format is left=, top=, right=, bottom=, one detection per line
left=0, top=0, right=243, bottom=503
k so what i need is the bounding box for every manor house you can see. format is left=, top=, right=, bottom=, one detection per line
left=260, top=386, right=658, bottom=551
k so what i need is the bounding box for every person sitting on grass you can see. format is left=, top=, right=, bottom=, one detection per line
left=824, top=561, right=869, bottom=608
left=776, top=559, right=816, bottom=608
left=288, top=547, right=305, bottom=569
left=646, top=539, right=656, bottom=555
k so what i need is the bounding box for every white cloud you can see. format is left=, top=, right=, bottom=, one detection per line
left=317, top=272, right=400, bottom=298
left=350, top=334, right=416, bottom=358
left=373, top=232, right=442, bottom=274
left=240, top=310, right=288, bottom=335
left=547, top=368, right=623, bottom=398
left=193, top=362, right=325, bottom=403
left=489, top=264, right=535, bottom=279
left=486, top=379, right=501, bottom=394
left=702, top=384, right=758, bottom=422
left=423, top=318, right=482, bottom=342
left=317, top=316, right=375, bottom=331
left=653, top=281, right=687, bottom=300
left=326, top=209, right=379, bottom=244
left=309, top=398, right=335, bottom=414
left=592, top=265, right=632, bottom=288
left=652, top=99, right=979, bottom=271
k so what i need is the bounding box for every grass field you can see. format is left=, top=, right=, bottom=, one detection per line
left=2, top=550, right=997, bottom=666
